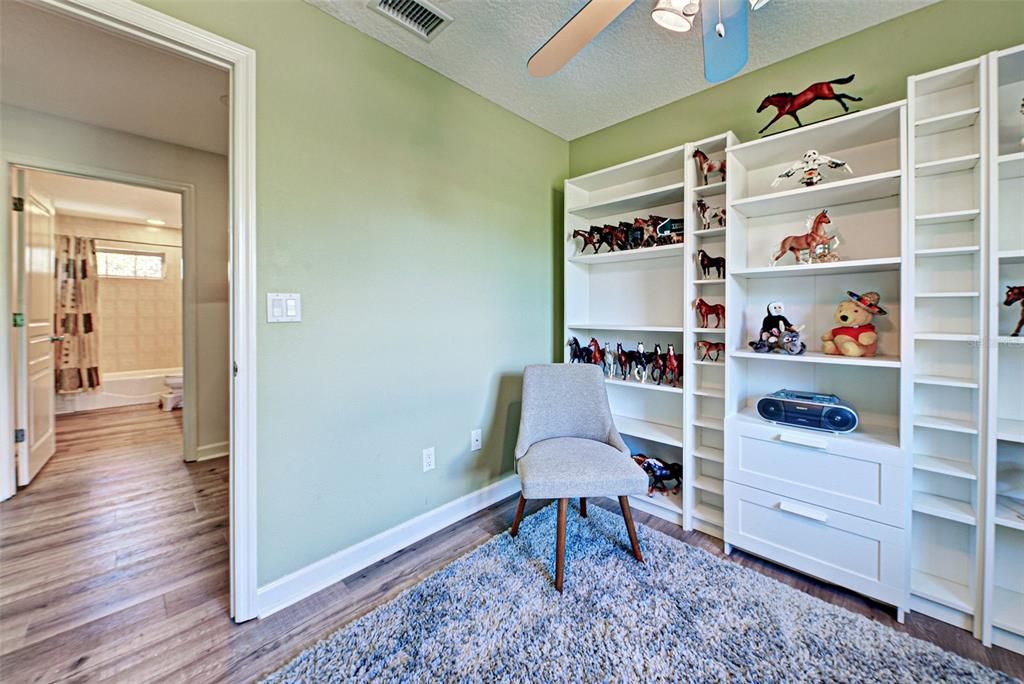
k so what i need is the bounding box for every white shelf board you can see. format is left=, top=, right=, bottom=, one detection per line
left=911, top=569, right=973, bottom=614
left=693, top=446, right=724, bottom=463
left=913, top=453, right=977, bottom=480
left=693, top=181, right=727, bottom=198
left=912, top=491, right=977, bottom=525
left=692, top=502, right=724, bottom=527
left=613, top=415, right=682, bottom=448
left=914, top=107, right=980, bottom=136
left=915, top=291, right=980, bottom=299
left=997, top=418, right=1024, bottom=443
left=914, top=374, right=979, bottom=389
left=693, top=387, right=725, bottom=399
left=693, top=359, right=724, bottom=367
left=732, top=257, right=901, bottom=279
left=735, top=407, right=899, bottom=449
left=914, top=333, right=980, bottom=342
left=914, top=153, right=980, bottom=177
left=915, top=245, right=980, bottom=257
left=913, top=414, right=979, bottom=435
left=916, top=209, right=980, bottom=225
left=693, top=328, right=726, bottom=334
left=694, top=227, right=727, bottom=238
left=731, top=171, right=901, bottom=219
left=999, top=151, right=1024, bottom=180
left=567, top=181, right=685, bottom=219
left=695, top=278, right=725, bottom=285
left=730, top=349, right=901, bottom=369
left=999, top=250, right=1024, bottom=264
left=992, top=586, right=1024, bottom=634
left=568, top=323, right=683, bottom=333
left=605, top=377, right=683, bottom=395
left=693, top=475, right=724, bottom=496
left=568, top=243, right=684, bottom=265
left=998, top=336, right=1024, bottom=345
left=567, top=144, right=686, bottom=193
left=693, top=416, right=724, bottom=431
left=995, top=496, right=1024, bottom=531
left=629, top=493, right=684, bottom=519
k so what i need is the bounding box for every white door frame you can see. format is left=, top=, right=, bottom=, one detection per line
left=0, top=0, right=258, bottom=622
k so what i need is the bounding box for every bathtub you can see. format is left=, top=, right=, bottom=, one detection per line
left=56, top=367, right=183, bottom=414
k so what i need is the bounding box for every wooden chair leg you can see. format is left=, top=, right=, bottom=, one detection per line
left=579, top=497, right=588, bottom=518
left=555, top=498, right=568, bottom=592
left=618, top=495, right=644, bottom=562
left=509, top=495, right=526, bottom=537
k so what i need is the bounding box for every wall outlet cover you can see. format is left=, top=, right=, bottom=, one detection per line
left=471, top=429, right=482, bottom=451
left=422, top=447, right=435, bottom=472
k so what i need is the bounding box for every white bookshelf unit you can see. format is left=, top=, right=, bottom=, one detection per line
left=907, top=58, right=987, bottom=636
left=722, top=101, right=910, bottom=614
left=983, top=44, right=1024, bottom=655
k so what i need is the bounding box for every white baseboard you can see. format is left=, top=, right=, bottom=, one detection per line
left=256, top=475, right=521, bottom=618
left=195, top=441, right=229, bottom=461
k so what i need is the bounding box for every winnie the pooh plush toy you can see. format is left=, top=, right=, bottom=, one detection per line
left=822, top=290, right=887, bottom=357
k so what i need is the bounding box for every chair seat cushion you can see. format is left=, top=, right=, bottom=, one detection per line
left=518, top=437, right=648, bottom=499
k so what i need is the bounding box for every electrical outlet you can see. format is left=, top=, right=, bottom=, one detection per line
left=471, top=429, right=482, bottom=451
left=422, top=447, right=435, bottom=472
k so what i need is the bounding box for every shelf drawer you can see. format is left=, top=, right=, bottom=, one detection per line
left=725, top=417, right=905, bottom=526
left=725, top=482, right=906, bottom=607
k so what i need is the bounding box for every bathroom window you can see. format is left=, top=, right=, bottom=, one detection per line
left=96, top=249, right=165, bottom=280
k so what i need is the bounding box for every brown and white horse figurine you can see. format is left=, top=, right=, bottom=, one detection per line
left=695, top=199, right=726, bottom=230
left=1005, top=285, right=1024, bottom=337
left=771, top=209, right=831, bottom=266
left=757, top=75, right=863, bottom=135
left=693, top=148, right=726, bottom=185
left=694, top=298, right=725, bottom=329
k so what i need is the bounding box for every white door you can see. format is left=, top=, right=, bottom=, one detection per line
left=13, top=169, right=57, bottom=486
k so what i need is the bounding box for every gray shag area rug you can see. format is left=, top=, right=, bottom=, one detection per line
left=263, top=501, right=1017, bottom=683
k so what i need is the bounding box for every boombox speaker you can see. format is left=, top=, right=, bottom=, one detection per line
left=756, top=389, right=859, bottom=434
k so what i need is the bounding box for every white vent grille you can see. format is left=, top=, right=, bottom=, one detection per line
left=371, top=0, right=452, bottom=41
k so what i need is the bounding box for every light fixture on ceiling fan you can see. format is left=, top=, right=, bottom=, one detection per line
left=528, top=0, right=772, bottom=82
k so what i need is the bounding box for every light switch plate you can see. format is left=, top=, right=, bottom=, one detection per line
left=267, top=293, right=302, bottom=322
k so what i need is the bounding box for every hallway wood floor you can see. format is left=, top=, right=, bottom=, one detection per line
left=0, top=405, right=1021, bottom=682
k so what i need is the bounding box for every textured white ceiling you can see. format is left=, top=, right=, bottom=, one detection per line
left=1, top=1, right=229, bottom=155
left=308, top=0, right=936, bottom=140
left=29, top=170, right=183, bottom=229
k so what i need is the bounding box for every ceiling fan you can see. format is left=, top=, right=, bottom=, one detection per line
left=528, top=0, right=772, bottom=83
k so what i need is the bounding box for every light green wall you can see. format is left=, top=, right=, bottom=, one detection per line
left=570, top=0, right=1024, bottom=176
left=140, top=0, right=568, bottom=584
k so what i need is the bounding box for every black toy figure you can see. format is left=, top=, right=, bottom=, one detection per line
left=632, top=454, right=683, bottom=497
left=758, top=301, right=794, bottom=346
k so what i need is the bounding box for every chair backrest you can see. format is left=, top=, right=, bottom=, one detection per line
left=515, top=363, right=618, bottom=460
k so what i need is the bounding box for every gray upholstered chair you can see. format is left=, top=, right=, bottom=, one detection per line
left=510, top=363, right=648, bottom=591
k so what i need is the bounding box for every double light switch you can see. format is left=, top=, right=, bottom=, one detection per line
left=267, top=293, right=301, bottom=322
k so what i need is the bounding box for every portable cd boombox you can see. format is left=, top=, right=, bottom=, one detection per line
left=756, top=389, right=859, bottom=434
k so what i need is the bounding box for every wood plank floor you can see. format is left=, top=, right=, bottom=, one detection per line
left=1, top=405, right=1021, bottom=682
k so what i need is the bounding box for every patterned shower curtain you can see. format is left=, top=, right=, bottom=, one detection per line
left=54, top=236, right=101, bottom=393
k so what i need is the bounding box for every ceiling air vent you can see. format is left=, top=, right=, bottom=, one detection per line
left=371, top=0, right=452, bottom=42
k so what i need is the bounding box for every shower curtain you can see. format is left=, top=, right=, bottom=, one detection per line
left=54, top=235, right=101, bottom=393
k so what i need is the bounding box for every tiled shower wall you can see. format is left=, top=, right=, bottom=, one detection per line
left=56, top=215, right=182, bottom=374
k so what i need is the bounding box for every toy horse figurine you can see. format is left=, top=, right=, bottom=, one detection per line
left=696, top=340, right=725, bottom=362
left=615, top=342, right=632, bottom=380
left=587, top=338, right=606, bottom=373
left=695, top=199, right=726, bottom=231
left=756, top=75, right=863, bottom=135
left=771, top=209, right=832, bottom=266
left=572, top=228, right=600, bottom=254
left=1006, top=285, right=1024, bottom=337
left=697, top=249, right=726, bottom=279
left=692, top=148, right=726, bottom=185
left=566, top=336, right=591, bottom=364
left=651, top=344, right=666, bottom=385
left=633, top=342, right=650, bottom=383
left=694, top=298, right=725, bottom=328
left=665, top=343, right=681, bottom=387
left=632, top=454, right=683, bottom=497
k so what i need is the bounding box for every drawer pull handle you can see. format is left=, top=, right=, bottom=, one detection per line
left=777, top=500, right=829, bottom=523
left=777, top=432, right=828, bottom=450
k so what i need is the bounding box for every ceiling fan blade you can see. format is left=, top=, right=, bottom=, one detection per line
left=701, top=0, right=748, bottom=83
left=528, top=0, right=635, bottom=77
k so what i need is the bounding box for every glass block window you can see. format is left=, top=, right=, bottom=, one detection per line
left=97, top=249, right=165, bottom=279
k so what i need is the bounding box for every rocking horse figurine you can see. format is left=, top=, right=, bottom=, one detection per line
left=693, top=148, right=726, bottom=185
left=695, top=199, right=726, bottom=231
left=694, top=298, right=725, bottom=329
left=771, top=209, right=832, bottom=266
left=697, top=249, right=726, bottom=279
left=772, top=151, right=852, bottom=188
left=756, top=74, right=863, bottom=135
left=696, top=340, right=725, bottom=362
left=1005, top=285, right=1024, bottom=337
left=566, top=336, right=592, bottom=364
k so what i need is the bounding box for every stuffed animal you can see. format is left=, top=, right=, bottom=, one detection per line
left=822, top=291, right=887, bottom=357
left=758, top=301, right=794, bottom=347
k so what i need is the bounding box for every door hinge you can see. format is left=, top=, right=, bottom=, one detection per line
left=12, top=313, right=25, bottom=328
left=12, top=197, right=24, bottom=212
left=14, top=429, right=25, bottom=444
left=233, top=361, right=238, bottom=378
